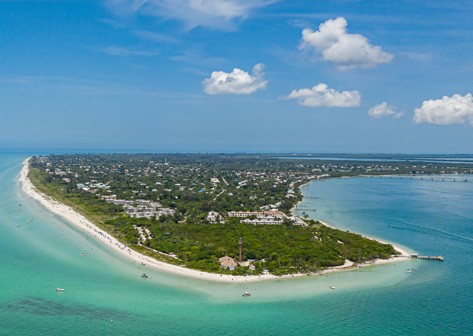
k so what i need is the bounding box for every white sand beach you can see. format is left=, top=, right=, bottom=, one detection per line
left=19, top=158, right=410, bottom=283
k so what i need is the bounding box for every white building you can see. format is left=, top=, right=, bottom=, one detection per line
left=207, top=211, right=221, bottom=223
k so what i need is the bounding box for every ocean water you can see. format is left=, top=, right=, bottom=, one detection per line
left=1, top=153, right=472, bottom=335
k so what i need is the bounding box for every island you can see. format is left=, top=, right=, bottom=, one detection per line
left=23, top=153, right=469, bottom=281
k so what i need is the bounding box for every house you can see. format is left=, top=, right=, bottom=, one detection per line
left=207, top=211, right=220, bottom=223
left=219, top=255, right=237, bottom=270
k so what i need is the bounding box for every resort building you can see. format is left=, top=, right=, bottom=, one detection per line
left=228, top=210, right=284, bottom=218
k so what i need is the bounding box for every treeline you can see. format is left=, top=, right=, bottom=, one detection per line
left=104, top=217, right=397, bottom=276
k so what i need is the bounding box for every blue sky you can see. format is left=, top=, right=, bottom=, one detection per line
left=1, top=0, right=473, bottom=153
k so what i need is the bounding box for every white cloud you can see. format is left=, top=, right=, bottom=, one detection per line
left=106, top=0, right=276, bottom=31
left=414, top=93, right=473, bottom=126
left=369, top=102, right=404, bottom=119
left=203, top=63, right=267, bottom=95
left=300, top=17, right=394, bottom=70
left=282, top=83, right=361, bottom=107
left=106, top=0, right=148, bottom=16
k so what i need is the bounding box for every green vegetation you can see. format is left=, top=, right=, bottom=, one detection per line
left=28, top=166, right=122, bottom=228
left=29, top=153, right=471, bottom=276
left=104, top=216, right=396, bottom=275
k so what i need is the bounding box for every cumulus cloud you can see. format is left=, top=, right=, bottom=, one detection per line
left=203, top=63, right=267, bottom=95
left=414, top=93, right=473, bottom=126
left=369, top=102, right=404, bottom=119
left=300, top=17, right=394, bottom=70
left=106, top=0, right=276, bottom=31
left=282, top=83, right=361, bottom=107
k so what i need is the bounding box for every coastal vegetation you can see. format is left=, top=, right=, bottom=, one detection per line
left=28, top=153, right=471, bottom=276
left=103, top=216, right=396, bottom=275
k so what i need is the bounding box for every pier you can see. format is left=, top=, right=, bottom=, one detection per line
left=372, top=175, right=468, bottom=183
left=411, top=254, right=444, bottom=261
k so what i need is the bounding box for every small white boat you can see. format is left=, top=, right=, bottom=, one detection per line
left=56, top=288, right=64, bottom=292
left=242, top=292, right=251, bottom=297
left=140, top=262, right=146, bottom=266
left=406, top=269, right=412, bottom=273
left=329, top=286, right=336, bottom=290
left=141, top=273, right=148, bottom=278
left=80, top=253, right=86, bottom=257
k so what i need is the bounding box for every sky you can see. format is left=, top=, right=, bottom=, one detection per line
left=1, top=0, right=473, bottom=153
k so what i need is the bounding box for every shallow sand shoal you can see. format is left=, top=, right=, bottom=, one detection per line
left=19, top=158, right=410, bottom=283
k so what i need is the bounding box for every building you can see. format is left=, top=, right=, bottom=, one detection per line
left=242, top=217, right=283, bottom=225
left=228, top=210, right=284, bottom=218
left=207, top=211, right=221, bottom=223
left=219, top=255, right=237, bottom=270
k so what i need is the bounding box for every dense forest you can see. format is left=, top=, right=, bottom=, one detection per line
left=105, top=216, right=397, bottom=275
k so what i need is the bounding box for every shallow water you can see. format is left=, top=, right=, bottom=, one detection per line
left=1, top=153, right=472, bottom=335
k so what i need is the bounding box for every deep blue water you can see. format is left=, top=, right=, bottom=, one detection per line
left=1, top=153, right=472, bottom=335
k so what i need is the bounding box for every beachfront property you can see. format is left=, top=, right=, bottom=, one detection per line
left=104, top=198, right=175, bottom=219
left=126, top=206, right=175, bottom=219
left=219, top=255, right=237, bottom=270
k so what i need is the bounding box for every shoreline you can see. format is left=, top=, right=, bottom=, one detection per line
left=19, top=158, right=410, bottom=283
left=294, top=179, right=412, bottom=257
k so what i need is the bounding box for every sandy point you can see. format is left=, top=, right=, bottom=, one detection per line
left=18, top=158, right=411, bottom=283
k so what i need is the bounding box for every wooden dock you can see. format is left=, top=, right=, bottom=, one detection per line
left=411, top=254, right=444, bottom=261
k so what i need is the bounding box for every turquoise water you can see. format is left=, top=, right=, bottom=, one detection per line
left=1, top=153, right=472, bottom=335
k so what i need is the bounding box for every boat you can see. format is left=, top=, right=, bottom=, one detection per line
left=80, top=253, right=86, bottom=256
left=141, top=273, right=148, bottom=278
left=406, top=269, right=412, bottom=273
left=140, top=262, right=146, bottom=266
left=329, top=286, right=336, bottom=289
left=56, top=288, right=64, bottom=292
left=242, top=292, right=251, bottom=297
